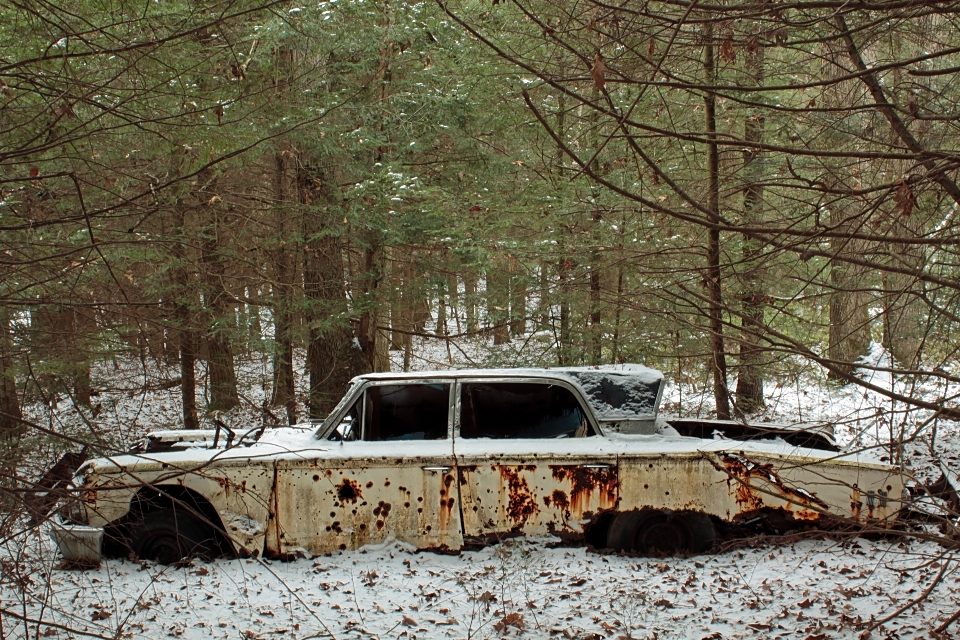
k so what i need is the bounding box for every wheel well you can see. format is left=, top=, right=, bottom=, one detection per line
left=103, top=485, right=235, bottom=558
left=584, top=510, right=617, bottom=550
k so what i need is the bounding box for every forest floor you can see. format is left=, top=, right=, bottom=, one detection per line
left=3, top=336, right=960, bottom=640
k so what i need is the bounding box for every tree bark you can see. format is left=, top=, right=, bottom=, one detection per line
left=302, top=171, right=368, bottom=418
left=735, top=32, right=766, bottom=414
left=704, top=22, right=731, bottom=419
left=0, top=310, right=23, bottom=435
left=270, top=150, right=297, bottom=424
left=171, top=202, right=199, bottom=430
left=196, top=170, right=239, bottom=413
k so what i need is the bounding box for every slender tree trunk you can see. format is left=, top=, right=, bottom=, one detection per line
left=488, top=261, right=509, bottom=344
left=558, top=256, right=572, bottom=365
left=735, top=34, right=766, bottom=414
left=588, top=211, right=603, bottom=365
left=172, top=203, right=199, bottom=429
left=463, top=272, right=478, bottom=334
left=881, top=208, right=924, bottom=369
left=437, top=278, right=447, bottom=337
left=270, top=150, right=297, bottom=424
left=704, top=22, right=731, bottom=419
left=509, top=256, right=527, bottom=337
left=356, top=243, right=384, bottom=370
left=0, top=310, right=23, bottom=435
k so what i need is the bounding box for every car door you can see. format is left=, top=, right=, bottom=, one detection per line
left=454, top=378, right=620, bottom=542
left=270, top=380, right=463, bottom=555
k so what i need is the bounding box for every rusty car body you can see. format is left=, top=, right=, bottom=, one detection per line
left=60, top=365, right=905, bottom=562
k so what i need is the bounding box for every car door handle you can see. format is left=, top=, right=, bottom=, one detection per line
left=582, top=464, right=611, bottom=470
left=422, top=466, right=452, bottom=473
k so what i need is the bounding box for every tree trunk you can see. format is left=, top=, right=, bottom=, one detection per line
left=558, top=257, right=573, bottom=365
left=270, top=150, right=297, bottom=424
left=509, top=256, right=527, bottom=337
left=0, top=310, right=23, bottom=435
left=828, top=243, right=872, bottom=379
left=735, top=32, right=766, bottom=414
left=196, top=170, right=239, bottom=413
left=488, top=262, right=510, bottom=344
left=356, top=243, right=384, bottom=370
left=704, top=22, right=731, bottom=419
left=302, top=172, right=368, bottom=418
left=588, top=211, right=603, bottom=365
left=171, top=202, right=199, bottom=430
left=463, top=272, right=479, bottom=334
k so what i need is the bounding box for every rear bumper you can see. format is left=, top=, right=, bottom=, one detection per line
left=49, top=522, right=103, bottom=567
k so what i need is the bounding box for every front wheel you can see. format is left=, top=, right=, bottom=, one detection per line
left=607, top=510, right=717, bottom=555
left=128, top=508, right=220, bottom=564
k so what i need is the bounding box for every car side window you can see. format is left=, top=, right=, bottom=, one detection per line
left=459, top=382, right=594, bottom=439
left=364, top=383, right=451, bottom=441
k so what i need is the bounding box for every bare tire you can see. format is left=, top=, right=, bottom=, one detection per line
left=607, top=510, right=716, bottom=555
left=129, top=508, right=219, bottom=564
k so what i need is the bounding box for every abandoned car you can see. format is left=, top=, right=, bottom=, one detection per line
left=57, top=365, right=905, bottom=563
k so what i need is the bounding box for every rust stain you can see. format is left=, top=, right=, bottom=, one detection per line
left=373, top=501, right=392, bottom=518
left=437, top=473, right=456, bottom=534
left=718, top=453, right=829, bottom=515
left=851, top=485, right=863, bottom=520
left=336, top=478, right=362, bottom=504
left=500, top=466, right=538, bottom=525
left=550, top=465, right=618, bottom=515
left=551, top=489, right=570, bottom=512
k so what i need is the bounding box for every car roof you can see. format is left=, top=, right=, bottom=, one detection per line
left=350, top=364, right=666, bottom=422
left=353, top=363, right=663, bottom=382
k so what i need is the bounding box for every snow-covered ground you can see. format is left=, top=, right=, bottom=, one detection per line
left=3, top=335, right=959, bottom=639
left=5, top=530, right=958, bottom=639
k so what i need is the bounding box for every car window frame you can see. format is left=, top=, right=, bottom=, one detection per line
left=453, top=376, right=603, bottom=440
left=317, top=379, right=457, bottom=441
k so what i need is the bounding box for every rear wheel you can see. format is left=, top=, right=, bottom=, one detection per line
left=128, top=508, right=219, bottom=564
left=607, top=510, right=716, bottom=555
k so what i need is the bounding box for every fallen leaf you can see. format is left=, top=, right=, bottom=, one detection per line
left=494, top=612, right=525, bottom=632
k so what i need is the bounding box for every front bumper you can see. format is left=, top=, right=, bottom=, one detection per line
left=49, top=521, right=103, bottom=567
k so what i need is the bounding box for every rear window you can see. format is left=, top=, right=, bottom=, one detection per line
left=459, top=382, right=593, bottom=439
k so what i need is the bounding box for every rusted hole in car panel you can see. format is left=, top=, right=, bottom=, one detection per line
left=366, top=481, right=374, bottom=489
left=313, top=475, right=320, bottom=482
left=404, top=502, right=410, bottom=508
left=376, top=520, right=385, bottom=530
left=444, top=474, right=454, bottom=487
left=336, top=478, right=362, bottom=503
left=384, top=480, right=391, bottom=487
